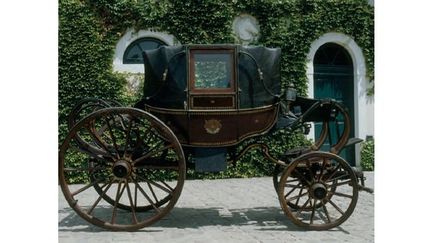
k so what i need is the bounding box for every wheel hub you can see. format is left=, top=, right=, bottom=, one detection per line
left=310, top=183, right=328, bottom=200
left=112, top=160, right=132, bottom=178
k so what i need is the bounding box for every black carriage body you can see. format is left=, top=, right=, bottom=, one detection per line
left=135, top=45, right=282, bottom=148
left=133, top=44, right=352, bottom=172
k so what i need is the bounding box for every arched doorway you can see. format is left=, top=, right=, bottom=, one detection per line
left=313, top=43, right=355, bottom=165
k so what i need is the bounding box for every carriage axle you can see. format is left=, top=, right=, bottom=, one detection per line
left=112, top=160, right=132, bottom=179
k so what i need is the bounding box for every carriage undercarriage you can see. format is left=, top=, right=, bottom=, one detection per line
left=59, top=45, right=372, bottom=231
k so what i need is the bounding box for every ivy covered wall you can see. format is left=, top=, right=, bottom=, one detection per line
left=59, top=0, right=374, bottom=180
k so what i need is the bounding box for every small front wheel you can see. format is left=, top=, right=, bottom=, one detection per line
left=277, top=151, right=358, bottom=230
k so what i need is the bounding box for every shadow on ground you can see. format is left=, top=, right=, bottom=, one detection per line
left=59, top=206, right=348, bottom=233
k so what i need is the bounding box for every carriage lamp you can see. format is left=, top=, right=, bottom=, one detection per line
left=285, top=83, right=297, bottom=102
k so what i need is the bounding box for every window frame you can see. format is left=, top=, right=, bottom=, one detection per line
left=189, top=48, right=236, bottom=94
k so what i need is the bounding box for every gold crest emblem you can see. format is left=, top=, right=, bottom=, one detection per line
left=204, top=119, right=222, bottom=134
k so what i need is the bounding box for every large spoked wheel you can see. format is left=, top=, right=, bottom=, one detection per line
left=273, top=163, right=336, bottom=211
left=59, top=107, right=186, bottom=231
left=277, top=151, right=358, bottom=230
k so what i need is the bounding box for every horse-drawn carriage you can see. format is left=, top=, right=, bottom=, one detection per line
left=59, top=44, right=372, bottom=231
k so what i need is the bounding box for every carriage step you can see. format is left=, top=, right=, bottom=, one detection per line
left=344, top=137, right=363, bottom=148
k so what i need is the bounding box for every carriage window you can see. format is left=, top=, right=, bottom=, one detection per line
left=192, top=52, right=233, bottom=89
left=123, top=37, right=167, bottom=64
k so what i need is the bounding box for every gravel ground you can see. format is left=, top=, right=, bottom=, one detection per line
left=59, top=172, right=374, bottom=243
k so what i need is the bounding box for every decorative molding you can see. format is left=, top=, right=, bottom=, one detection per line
left=232, top=14, right=260, bottom=45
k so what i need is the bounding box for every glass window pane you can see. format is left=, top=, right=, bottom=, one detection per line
left=194, top=53, right=232, bottom=89
left=123, top=38, right=166, bottom=64
left=139, top=41, right=161, bottom=51
left=125, top=45, right=142, bottom=63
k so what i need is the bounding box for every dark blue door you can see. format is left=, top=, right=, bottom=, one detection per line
left=313, top=43, right=355, bottom=165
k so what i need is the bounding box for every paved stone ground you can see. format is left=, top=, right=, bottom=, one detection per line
left=59, top=172, right=374, bottom=243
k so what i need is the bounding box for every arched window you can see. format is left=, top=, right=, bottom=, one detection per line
left=314, top=43, right=353, bottom=66
left=123, top=37, right=167, bottom=64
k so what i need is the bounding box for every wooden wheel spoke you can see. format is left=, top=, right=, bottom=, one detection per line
left=87, top=179, right=114, bottom=215
left=71, top=178, right=104, bottom=196
left=332, top=191, right=353, bottom=199
left=284, top=183, right=303, bottom=189
left=105, top=117, right=121, bottom=159
left=69, top=145, right=113, bottom=162
left=133, top=144, right=174, bottom=164
left=85, top=127, right=115, bottom=159
left=133, top=179, right=161, bottom=213
left=116, top=114, right=128, bottom=131
left=286, top=178, right=301, bottom=183
left=160, top=181, right=174, bottom=191
left=322, top=204, right=332, bottom=223
left=137, top=126, right=152, bottom=143
left=293, top=169, right=311, bottom=186
left=310, top=199, right=317, bottom=225
left=287, top=191, right=308, bottom=202
left=136, top=175, right=173, bottom=195
left=328, top=199, right=344, bottom=215
left=147, top=182, right=159, bottom=203
left=134, top=183, right=138, bottom=209
left=134, top=163, right=179, bottom=170
left=295, top=197, right=311, bottom=217
left=125, top=180, right=138, bottom=224
left=294, top=187, right=304, bottom=206
left=64, top=166, right=107, bottom=172
left=111, top=181, right=127, bottom=224
left=284, top=182, right=300, bottom=198
left=123, top=119, right=134, bottom=157
left=143, top=127, right=161, bottom=144
left=306, top=160, right=315, bottom=182
left=318, top=159, right=329, bottom=181
left=325, top=164, right=341, bottom=182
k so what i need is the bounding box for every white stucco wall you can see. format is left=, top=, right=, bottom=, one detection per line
left=305, top=32, right=374, bottom=167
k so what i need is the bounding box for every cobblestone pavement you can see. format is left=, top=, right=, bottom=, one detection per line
left=59, top=172, right=374, bottom=243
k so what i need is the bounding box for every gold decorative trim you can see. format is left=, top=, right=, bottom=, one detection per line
left=204, top=119, right=222, bottom=134
left=146, top=104, right=276, bottom=115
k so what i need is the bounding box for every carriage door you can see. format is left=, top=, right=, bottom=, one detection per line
left=188, top=47, right=236, bottom=110
left=313, top=43, right=355, bottom=165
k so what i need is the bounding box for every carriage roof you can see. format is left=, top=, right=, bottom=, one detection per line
left=139, top=45, right=281, bottom=109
